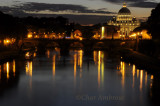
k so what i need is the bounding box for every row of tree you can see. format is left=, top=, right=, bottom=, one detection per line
left=0, top=11, right=102, bottom=40
left=0, top=11, right=70, bottom=39
left=0, top=11, right=27, bottom=39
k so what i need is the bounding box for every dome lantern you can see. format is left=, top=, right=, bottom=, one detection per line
left=123, top=2, right=126, bottom=7
left=118, top=2, right=131, bottom=14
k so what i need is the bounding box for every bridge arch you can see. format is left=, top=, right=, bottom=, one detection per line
left=93, top=42, right=106, bottom=49
left=70, top=41, right=84, bottom=48
left=46, top=42, right=60, bottom=48
left=23, top=42, right=35, bottom=48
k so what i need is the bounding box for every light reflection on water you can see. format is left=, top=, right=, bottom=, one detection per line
left=0, top=49, right=158, bottom=106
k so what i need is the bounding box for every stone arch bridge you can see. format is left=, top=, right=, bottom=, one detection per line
left=22, top=38, right=137, bottom=50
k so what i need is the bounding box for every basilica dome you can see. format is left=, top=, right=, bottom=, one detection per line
left=118, top=3, right=131, bottom=14
left=118, top=7, right=131, bottom=14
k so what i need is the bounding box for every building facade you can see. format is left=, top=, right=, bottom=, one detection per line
left=108, top=3, right=140, bottom=38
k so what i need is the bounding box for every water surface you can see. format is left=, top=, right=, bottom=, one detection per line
left=0, top=49, right=159, bottom=106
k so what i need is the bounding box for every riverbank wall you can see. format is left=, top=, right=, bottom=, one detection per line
left=119, top=48, right=160, bottom=73
left=0, top=51, right=19, bottom=63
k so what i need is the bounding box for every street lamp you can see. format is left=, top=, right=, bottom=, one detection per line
left=101, top=26, right=105, bottom=40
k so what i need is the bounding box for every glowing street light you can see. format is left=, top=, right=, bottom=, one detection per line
left=4, top=39, right=11, bottom=45
left=27, top=34, right=33, bottom=38
left=101, top=26, right=105, bottom=39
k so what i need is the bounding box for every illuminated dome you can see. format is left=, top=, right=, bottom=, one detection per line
left=108, top=2, right=140, bottom=37
left=118, top=3, right=131, bottom=14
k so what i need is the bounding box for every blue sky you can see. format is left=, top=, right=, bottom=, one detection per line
left=0, top=0, right=159, bottom=24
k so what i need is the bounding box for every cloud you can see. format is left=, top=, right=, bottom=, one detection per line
left=0, top=2, right=116, bottom=24
left=0, top=2, right=116, bottom=16
left=129, top=1, right=158, bottom=8
left=102, top=0, right=159, bottom=8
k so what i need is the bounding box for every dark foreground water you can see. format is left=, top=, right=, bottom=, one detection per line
left=0, top=49, right=160, bottom=106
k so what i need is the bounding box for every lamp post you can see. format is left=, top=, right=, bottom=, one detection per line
left=101, top=26, right=105, bottom=40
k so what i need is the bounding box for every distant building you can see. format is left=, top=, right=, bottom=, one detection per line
left=73, top=30, right=83, bottom=40
left=102, top=25, right=120, bottom=39
left=108, top=2, right=140, bottom=38
left=93, top=25, right=120, bottom=39
left=131, top=27, right=152, bottom=39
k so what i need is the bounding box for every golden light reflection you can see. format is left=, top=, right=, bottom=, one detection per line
left=98, top=51, right=101, bottom=88
left=13, top=60, right=16, bottom=77
left=26, top=61, right=32, bottom=77
left=33, top=52, right=36, bottom=58
left=151, top=75, right=154, bottom=80
left=132, top=64, right=135, bottom=88
left=132, top=65, right=136, bottom=77
left=140, top=70, right=143, bottom=91
left=101, top=52, right=104, bottom=87
left=145, top=72, right=148, bottom=87
left=3, top=63, right=6, bottom=72
left=55, top=48, right=61, bottom=60
left=120, top=61, right=125, bottom=88
left=137, top=69, right=139, bottom=78
left=79, top=50, right=83, bottom=69
left=150, top=75, right=154, bottom=88
left=93, top=51, right=98, bottom=64
left=94, top=50, right=104, bottom=88
left=6, top=62, right=10, bottom=79
left=47, top=50, right=50, bottom=58
left=53, top=55, right=56, bottom=77
left=25, top=61, right=33, bottom=90
left=78, top=50, right=83, bottom=78
left=74, top=53, right=77, bottom=85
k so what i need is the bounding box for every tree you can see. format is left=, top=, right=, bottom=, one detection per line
left=0, top=11, right=27, bottom=39
left=147, top=3, right=160, bottom=40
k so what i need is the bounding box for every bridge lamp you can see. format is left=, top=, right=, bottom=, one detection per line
left=4, top=39, right=11, bottom=45
left=80, top=38, right=83, bottom=41
left=27, top=34, right=32, bottom=38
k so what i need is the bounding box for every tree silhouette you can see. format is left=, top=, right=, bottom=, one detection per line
left=147, top=3, right=160, bottom=40
left=0, top=11, right=27, bottom=39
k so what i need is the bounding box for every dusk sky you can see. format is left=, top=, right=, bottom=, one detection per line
left=0, top=0, right=159, bottom=24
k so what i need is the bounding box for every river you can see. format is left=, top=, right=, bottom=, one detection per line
left=0, top=48, right=159, bottom=106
